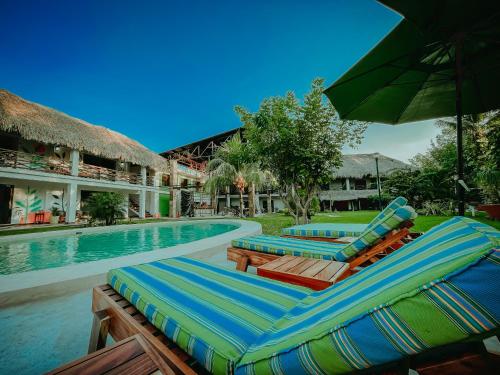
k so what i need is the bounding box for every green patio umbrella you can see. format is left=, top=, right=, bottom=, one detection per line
left=324, top=0, right=500, bottom=216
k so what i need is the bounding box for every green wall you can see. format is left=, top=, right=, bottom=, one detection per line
left=159, top=194, right=170, bottom=217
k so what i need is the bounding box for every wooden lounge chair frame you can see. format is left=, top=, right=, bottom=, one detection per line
left=90, top=284, right=499, bottom=375
left=228, top=221, right=414, bottom=272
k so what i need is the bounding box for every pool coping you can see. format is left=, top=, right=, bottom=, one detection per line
left=0, top=219, right=261, bottom=306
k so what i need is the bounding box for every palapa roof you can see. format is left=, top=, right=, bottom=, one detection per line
left=0, top=89, right=168, bottom=172
left=334, top=153, right=410, bottom=179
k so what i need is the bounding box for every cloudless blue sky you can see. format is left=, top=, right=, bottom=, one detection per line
left=1, top=0, right=439, bottom=161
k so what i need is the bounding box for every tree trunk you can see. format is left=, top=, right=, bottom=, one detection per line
left=211, top=190, right=217, bottom=215
left=267, top=192, right=272, bottom=214
left=279, top=188, right=299, bottom=224
left=248, top=184, right=255, bottom=217
left=239, top=190, right=244, bottom=217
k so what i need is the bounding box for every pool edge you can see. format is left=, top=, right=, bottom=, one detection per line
left=0, top=219, right=261, bottom=307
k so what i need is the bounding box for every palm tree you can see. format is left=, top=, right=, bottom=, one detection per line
left=204, top=134, right=264, bottom=217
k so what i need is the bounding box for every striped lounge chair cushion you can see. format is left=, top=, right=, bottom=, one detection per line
left=108, top=257, right=310, bottom=374
left=235, top=217, right=500, bottom=374
left=231, top=235, right=348, bottom=260
left=233, top=205, right=416, bottom=262
left=337, top=205, right=417, bottom=261
left=368, top=196, right=408, bottom=229
left=281, top=223, right=368, bottom=239
left=281, top=196, right=408, bottom=239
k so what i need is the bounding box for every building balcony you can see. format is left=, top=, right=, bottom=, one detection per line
left=0, top=147, right=156, bottom=187
left=0, top=147, right=72, bottom=175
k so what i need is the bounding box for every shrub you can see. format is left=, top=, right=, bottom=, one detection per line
left=86, top=192, right=126, bottom=225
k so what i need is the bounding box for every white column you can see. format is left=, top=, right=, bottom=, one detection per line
left=70, top=149, right=79, bottom=176
left=65, top=182, right=78, bottom=223
left=345, top=178, right=351, bottom=191
left=154, top=171, right=161, bottom=187
left=139, top=189, right=146, bottom=218
left=226, top=191, right=230, bottom=209
left=122, top=193, right=129, bottom=219
left=151, top=191, right=159, bottom=217
left=169, top=160, right=178, bottom=218
left=141, top=166, right=147, bottom=186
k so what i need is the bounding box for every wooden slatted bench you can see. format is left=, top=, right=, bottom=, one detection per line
left=90, top=284, right=207, bottom=375
left=48, top=334, right=172, bottom=375
left=257, top=255, right=349, bottom=290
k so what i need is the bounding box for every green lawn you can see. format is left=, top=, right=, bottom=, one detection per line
left=245, top=210, right=500, bottom=235
left=1, top=211, right=497, bottom=237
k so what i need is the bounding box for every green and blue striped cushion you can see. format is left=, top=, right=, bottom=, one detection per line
left=232, top=235, right=347, bottom=260
left=235, top=217, right=500, bottom=374
left=232, top=205, right=416, bottom=262
left=281, top=223, right=368, bottom=239
left=281, top=196, right=407, bottom=239
left=109, top=217, right=499, bottom=374
left=368, top=196, right=407, bottom=229
left=108, top=257, right=310, bottom=374
left=337, top=205, right=417, bottom=261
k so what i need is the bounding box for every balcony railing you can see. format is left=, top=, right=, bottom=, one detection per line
left=0, top=147, right=71, bottom=175
left=78, top=163, right=143, bottom=184
left=0, top=147, right=157, bottom=187
left=146, top=175, right=156, bottom=186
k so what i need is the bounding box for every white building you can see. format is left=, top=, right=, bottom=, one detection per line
left=0, top=89, right=170, bottom=224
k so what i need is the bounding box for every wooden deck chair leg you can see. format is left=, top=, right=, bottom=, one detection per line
left=236, top=255, right=249, bottom=272
left=88, top=309, right=110, bottom=354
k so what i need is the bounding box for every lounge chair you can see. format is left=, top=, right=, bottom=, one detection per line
left=90, top=217, right=500, bottom=374
left=228, top=205, right=417, bottom=271
left=281, top=196, right=407, bottom=241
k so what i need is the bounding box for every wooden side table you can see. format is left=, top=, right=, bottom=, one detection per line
left=47, top=334, right=174, bottom=375
left=257, top=255, right=349, bottom=290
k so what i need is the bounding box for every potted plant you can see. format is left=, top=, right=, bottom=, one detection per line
left=50, top=206, right=60, bottom=224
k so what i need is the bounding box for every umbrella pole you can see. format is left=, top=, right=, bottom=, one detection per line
left=455, top=36, right=465, bottom=216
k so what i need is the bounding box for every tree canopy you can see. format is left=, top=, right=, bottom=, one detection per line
left=237, top=78, right=366, bottom=223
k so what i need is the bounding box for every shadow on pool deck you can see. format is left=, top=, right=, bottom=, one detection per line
left=0, top=251, right=252, bottom=375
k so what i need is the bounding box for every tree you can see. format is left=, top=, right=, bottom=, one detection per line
left=384, top=110, right=500, bottom=208
left=86, top=192, right=126, bottom=225
left=237, top=78, right=366, bottom=224
left=204, top=134, right=264, bottom=217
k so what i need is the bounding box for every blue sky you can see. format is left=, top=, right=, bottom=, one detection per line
left=1, top=0, right=439, bottom=161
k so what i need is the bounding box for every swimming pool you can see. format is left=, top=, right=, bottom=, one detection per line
left=0, top=222, right=239, bottom=275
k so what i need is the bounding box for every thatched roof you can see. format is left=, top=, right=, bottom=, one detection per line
left=0, top=89, right=168, bottom=172
left=334, top=153, right=410, bottom=179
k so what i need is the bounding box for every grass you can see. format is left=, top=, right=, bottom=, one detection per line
left=245, top=210, right=500, bottom=235
left=1, top=211, right=498, bottom=237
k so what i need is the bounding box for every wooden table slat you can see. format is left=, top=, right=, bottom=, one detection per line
left=287, top=258, right=319, bottom=274
left=48, top=337, right=144, bottom=375
left=274, top=256, right=307, bottom=272
left=257, top=256, right=348, bottom=291
left=300, top=260, right=331, bottom=277
left=47, top=334, right=175, bottom=375
left=329, top=264, right=350, bottom=282
left=315, top=262, right=345, bottom=280
left=104, top=353, right=156, bottom=375
left=258, top=255, right=293, bottom=270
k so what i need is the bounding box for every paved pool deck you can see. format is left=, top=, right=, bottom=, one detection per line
left=0, top=219, right=260, bottom=374
left=0, top=251, right=253, bottom=375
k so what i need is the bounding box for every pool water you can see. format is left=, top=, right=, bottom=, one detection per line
left=0, top=222, right=238, bottom=275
